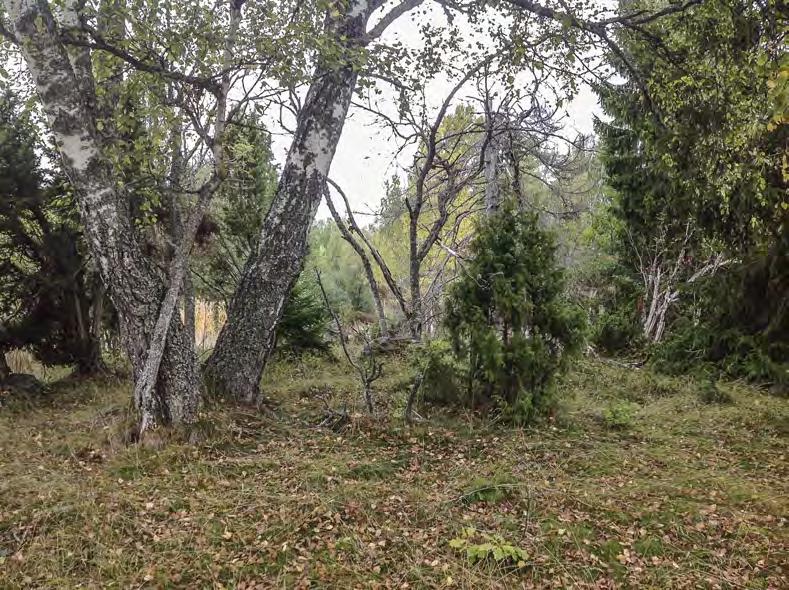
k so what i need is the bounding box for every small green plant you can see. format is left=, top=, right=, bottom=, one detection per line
left=698, top=380, right=734, bottom=405
left=603, top=401, right=636, bottom=429
left=412, top=339, right=468, bottom=405
left=335, top=536, right=357, bottom=554
left=448, top=527, right=528, bottom=567
left=461, top=475, right=518, bottom=504
left=591, top=307, right=643, bottom=355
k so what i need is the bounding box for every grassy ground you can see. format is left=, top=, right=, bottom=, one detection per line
left=1, top=355, right=787, bottom=589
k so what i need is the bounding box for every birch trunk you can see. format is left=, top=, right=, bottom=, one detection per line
left=408, top=215, right=423, bottom=340
left=6, top=0, right=198, bottom=432
left=183, top=275, right=196, bottom=352
left=204, top=1, right=372, bottom=402
left=483, top=112, right=501, bottom=215
left=168, top=121, right=197, bottom=352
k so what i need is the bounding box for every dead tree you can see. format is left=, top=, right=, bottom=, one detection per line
left=316, top=271, right=383, bottom=415
left=629, top=223, right=728, bottom=343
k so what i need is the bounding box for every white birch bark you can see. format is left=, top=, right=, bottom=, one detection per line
left=204, top=0, right=377, bottom=402
left=6, top=0, right=198, bottom=434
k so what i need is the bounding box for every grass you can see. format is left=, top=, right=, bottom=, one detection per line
left=1, top=355, right=787, bottom=588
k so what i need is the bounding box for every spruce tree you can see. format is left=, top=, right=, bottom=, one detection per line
left=0, top=92, right=106, bottom=375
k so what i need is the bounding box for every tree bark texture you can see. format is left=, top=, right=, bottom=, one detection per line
left=204, top=1, right=372, bottom=402
left=483, top=111, right=504, bottom=215
left=6, top=0, right=198, bottom=432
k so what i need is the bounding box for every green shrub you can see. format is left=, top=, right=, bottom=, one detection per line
left=582, top=262, right=644, bottom=355
left=603, top=401, right=636, bottom=430
left=275, top=279, right=331, bottom=354
left=448, top=527, right=528, bottom=568
left=412, top=339, right=468, bottom=405
left=443, top=203, right=585, bottom=424
left=591, top=308, right=643, bottom=355
left=650, top=253, right=788, bottom=393
left=652, top=319, right=788, bottom=391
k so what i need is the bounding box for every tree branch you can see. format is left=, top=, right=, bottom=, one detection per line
left=61, top=25, right=221, bottom=95
left=367, top=0, right=424, bottom=40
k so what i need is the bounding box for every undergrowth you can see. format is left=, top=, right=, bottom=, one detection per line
left=0, top=356, right=786, bottom=589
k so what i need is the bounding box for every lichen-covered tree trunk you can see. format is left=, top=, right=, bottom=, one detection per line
left=483, top=114, right=502, bottom=215
left=6, top=0, right=198, bottom=432
left=204, top=2, right=370, bottom=403
left=168, top=120, right=197, bottom=352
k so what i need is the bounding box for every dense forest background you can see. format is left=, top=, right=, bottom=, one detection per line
left=2, top=0, right=785, bottom=409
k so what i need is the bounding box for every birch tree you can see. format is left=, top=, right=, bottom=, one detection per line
left=204, top=0, right=425, bottom=402
left=1, top=0, right=261, bottom=436
left=2, top=0, right=192, bottom=434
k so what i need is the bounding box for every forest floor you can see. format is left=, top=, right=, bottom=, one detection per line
left=0, top=355, right=787, bottom=589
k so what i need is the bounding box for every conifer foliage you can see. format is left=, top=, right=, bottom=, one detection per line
left=444, top=203, right=584, bottom=423
left=0, top=92, right=106, bottom=375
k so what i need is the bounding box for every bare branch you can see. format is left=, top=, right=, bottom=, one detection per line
left=367, top=0, right=424, bottom=39
left=326, top=177, right=409, bottom=316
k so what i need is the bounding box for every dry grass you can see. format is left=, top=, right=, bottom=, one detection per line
left=0, top=357, right=786, bottom=589
left=194, top=300, right=226, bottom=354
left=3, top=350, right=72, bottom=383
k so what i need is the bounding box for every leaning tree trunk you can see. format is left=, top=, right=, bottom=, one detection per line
left=6, top=0, right=198, bottom=432
left=324, top=184, right=388, bottom=336
left=204, top=3, right=370, bottom=403
left=168, top=120, right=197, bottom=352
